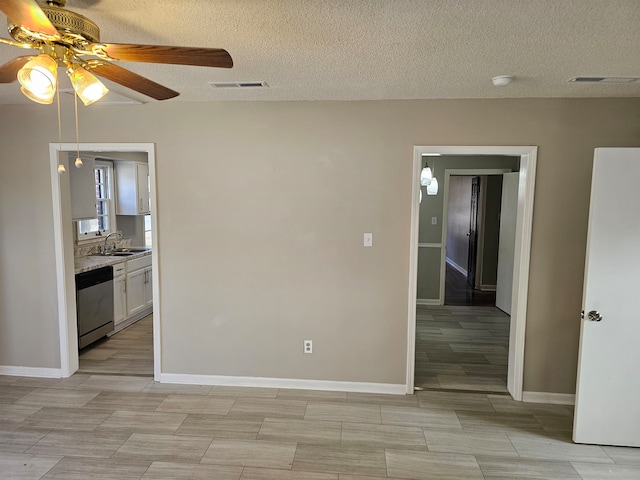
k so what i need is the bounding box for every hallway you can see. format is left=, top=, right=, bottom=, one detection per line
left=444, top=263, right=497, bottom=307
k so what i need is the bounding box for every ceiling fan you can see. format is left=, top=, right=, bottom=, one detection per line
left=0, top=0, right=233, bottom=104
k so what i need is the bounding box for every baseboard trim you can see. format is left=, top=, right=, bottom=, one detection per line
left=0, top=366, right=61, bottom=378
left=417, top=299, right=440, bottom=306
left=479, top=285, right=497, bottom=292
left=446, top=257, right=468, bottom=277
left=160, top=373, right=407, bottom=395
left=522, top=391, right=575, bottom=405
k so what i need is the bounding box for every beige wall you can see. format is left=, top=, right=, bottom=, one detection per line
left=1, top=98, right=639, bottom=393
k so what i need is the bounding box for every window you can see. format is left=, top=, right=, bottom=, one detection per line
left=78, top=161, right=115, bottom=239
left=144, top=215, right=152, bottom=247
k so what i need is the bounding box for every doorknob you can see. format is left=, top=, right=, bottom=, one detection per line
left=582, top=310, right=602, bottom=322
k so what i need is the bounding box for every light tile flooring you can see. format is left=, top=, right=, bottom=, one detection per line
left=3, top=309, right=639, bottom=479
left=79, top=315, right=154, bottom=376
left=415, top=305, right=509, bottom=393
left=2, top=375, right=640, bottom=479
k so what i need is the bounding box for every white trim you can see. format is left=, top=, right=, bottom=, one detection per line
left=0, top=366, right=61, bottom=378
left=49, top=143, right=160, bottom=381
left=445, top=257, right=468, bottom=277
left=416, top=299, right=440, bottom=306
left=418, top=243, right=442, bottom=248
left=479, top=285, right=497, bottom=292
left=522, top=391, right=575, bottom=405
left=407, top=146, right=537, bottom=401
left=161, top=373, right=406, bottom=395
left=110, top=307, right=152, bottom=336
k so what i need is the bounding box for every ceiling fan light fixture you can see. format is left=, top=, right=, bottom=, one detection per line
left=17, top=54, right=58, bottom=104
left=67, top=65, right=108, bottom=106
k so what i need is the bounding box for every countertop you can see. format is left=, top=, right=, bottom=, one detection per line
left=75, top=250, right=152, bottom=274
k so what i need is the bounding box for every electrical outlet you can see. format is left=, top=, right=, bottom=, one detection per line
left=303, top=340, right=313, bottom=354
left=431, top=216, right=437, bottom=225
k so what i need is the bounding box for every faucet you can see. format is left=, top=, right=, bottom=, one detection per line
left=104, top=232, right=124, bottom=253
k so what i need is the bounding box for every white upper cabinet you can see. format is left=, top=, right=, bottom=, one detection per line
left=115, top=162, right=150, bottom=215
left=69, top=155, right=97, bottom=220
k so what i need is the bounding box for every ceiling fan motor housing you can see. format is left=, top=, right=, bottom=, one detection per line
left=8, top=3, right=100, bottom=47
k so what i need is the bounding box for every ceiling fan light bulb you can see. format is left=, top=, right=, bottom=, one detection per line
left=17, top=54, right=58, bottom=104
left=75, top=157, right=83, bottom=168
left=67, top=66, right=109, bottom=106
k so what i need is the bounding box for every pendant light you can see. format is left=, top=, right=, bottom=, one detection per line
left=420, top=162, right=433, bottom=186
left=427, top=161, right=439, bottom=195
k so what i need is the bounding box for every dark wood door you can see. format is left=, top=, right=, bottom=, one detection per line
left=467, top=176, right=480, bottom=287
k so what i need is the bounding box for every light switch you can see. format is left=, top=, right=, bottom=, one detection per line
left=364, top=233, right=373, bottom=247
left=431, top=216, right=438, bottom=225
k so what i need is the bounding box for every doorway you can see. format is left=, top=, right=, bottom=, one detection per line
left=418, top=168, right=514, bottom=393
left=407, top=146, right=537, bottom=400
left=49, top=143, right=161, bottom=380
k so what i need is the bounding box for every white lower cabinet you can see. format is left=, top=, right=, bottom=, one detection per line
left=126, top=268, right=147, bottom=317
left=113, top=263, right=127, bottom=325
left=118, top=254, right=153, bottom=321
left=144, top=266, right=153, bottom=308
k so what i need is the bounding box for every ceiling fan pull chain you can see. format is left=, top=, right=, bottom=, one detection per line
left=74, top=90, right=82, bottom=168
left=56, top=87, right=65, bottom=174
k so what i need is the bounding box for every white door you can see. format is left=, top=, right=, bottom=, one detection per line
left=495, top=172, right=518, bottom=314
left=573, top=148, right=640, bottom=447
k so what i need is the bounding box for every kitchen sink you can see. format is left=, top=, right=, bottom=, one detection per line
left=91, top=251, right=136, bottom=257
left=113, top=247, right=151, bottom=253
left=90, top=246, right=151, bottom=257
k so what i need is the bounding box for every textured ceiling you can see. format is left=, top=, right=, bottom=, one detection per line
left=0, top=0, right=639, bottom=104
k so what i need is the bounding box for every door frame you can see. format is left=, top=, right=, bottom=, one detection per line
left=49, top=142, right=161, bottom=380
left=407, top=146, right=538, bottom=400
left=440, top=169, right=512, bottom=302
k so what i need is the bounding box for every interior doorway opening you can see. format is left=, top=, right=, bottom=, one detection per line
left=49, top=143, right=160, bottom=380
left=407, top=146, right=538, bottom=401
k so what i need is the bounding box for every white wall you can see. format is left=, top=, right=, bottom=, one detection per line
left=1, top=98, right=640, bottom=394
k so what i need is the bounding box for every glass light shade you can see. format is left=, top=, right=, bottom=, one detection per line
left=420, top=166, right=433, bottom=186
left=17, top=54, right=58, bottom=104
left=67, top=66, right=109, bottom=106
left=427, top=176, right=439, bottom=195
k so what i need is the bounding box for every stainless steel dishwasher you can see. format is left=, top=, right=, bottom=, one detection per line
left=76, top=266, right=114, bottom=349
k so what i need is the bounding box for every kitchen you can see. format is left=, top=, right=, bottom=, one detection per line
left=69, top=150, right=154, bottom=375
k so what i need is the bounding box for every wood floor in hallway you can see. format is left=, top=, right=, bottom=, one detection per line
left=415, top=305, right=509, bottom=393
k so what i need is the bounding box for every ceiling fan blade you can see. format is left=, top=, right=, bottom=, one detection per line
left=0, top=0, right=59, bottom=37
left=90, top=43, right=233, bottom=68
left=88, top=61, right=179, bottom=101
left=0, top=55, right=32, bottom=83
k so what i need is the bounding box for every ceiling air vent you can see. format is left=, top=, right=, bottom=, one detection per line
left=568, top=77, right=640, bottom=84
left=210, top=81, right=269, bottom=88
